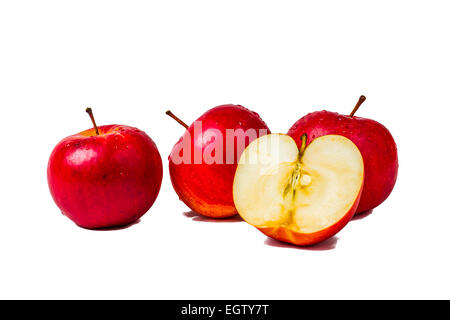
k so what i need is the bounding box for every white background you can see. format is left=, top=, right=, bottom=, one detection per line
left=0, top=0, right=449, bottom=299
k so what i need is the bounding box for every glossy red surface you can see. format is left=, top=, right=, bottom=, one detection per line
left=169, top=104, right=270, bottom=218
left=48, top=125, right=163, bottom=228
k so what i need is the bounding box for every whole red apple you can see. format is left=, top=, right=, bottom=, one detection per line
left=167, top=104, right=270, bottom=218
left=287, top=96, right=398, bottom=214
left=47, top=108, right=163, bottom=229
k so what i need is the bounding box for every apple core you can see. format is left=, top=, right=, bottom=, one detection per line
left=233, top=133, right=364, bottom=245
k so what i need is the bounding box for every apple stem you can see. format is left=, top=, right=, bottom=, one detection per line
left=166, top=110, right=189, bottom=129
left=349, top=95, right=366, bottom=117
left=85, top=107, right=99, bottom=135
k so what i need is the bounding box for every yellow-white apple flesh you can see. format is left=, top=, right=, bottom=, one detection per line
left=233, top=134, right=364, bottom=246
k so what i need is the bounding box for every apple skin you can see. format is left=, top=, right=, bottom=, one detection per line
left=258, top=186, right=363, bottom=246
left=287, top=111, right=398, bottom=214
left=169, top=104, right=270, bottom=218
left=48, top=125, right=163, bottom=229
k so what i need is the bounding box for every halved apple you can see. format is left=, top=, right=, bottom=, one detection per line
left=233, top=133, right=364, bottom=246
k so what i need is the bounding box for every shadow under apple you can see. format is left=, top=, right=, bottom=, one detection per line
left=352, top=209, right=373, bottom=221
left=264, top=236, right=339, bottom=251
left=183, top=211, right=243, bottom=223
left=84, top=218, right=142, bottom=231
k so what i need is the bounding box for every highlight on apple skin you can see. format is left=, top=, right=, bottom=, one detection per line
left=47, top=109, right=163, bottom=229
left=167, top=104, right=270, bottom=218
left=287, top=96, right=398, bottom=214
left=233, top=133, right=364, bottom=246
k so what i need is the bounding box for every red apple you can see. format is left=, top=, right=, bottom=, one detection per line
left=233, top=133, right=364, bottom=246
left=167, top=104, right=270, bottom=218
left=287, top=96, right=398, bottom=214
left=47, top=108, right=163, bottom=229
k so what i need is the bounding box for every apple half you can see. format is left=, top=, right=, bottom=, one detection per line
left=233, top=133, right=364, bottom=246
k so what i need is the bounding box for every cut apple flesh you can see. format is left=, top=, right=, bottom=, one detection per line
left=233, top=134, right=364, bottom=240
